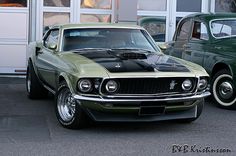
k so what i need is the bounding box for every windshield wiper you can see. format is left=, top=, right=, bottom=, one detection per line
left=71, top=47, right=159, bottom=55
left=110, top=48, right=156, bottom=53
left=73, top=48, right=111, bottom=52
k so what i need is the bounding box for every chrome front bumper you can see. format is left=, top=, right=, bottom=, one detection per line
left=72, top=92, right=210, bottom=122
left=73, top=91, right=211, bottom=102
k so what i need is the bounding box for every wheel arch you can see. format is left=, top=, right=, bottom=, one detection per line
left=27, top=57, right=33, bottom=67
left=57, top=73, right=76, bottom=94
left=211, top=62, right=233, bottom=79
left=27, top=57, right=40, bottom=79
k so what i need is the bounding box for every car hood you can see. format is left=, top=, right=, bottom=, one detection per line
left=59, top=50, right=208, bottom=77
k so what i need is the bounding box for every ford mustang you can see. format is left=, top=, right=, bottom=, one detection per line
left=27, top=24, right=210, bottom=129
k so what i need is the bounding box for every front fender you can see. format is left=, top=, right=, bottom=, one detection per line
left=58, top=72, right=77, bottom=94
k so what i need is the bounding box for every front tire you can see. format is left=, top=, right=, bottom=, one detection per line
left=55, top=81, right=88, bottom=129
left=26, top=60, right=48, bottom=99
left=211, top=70, right=236, bottom=109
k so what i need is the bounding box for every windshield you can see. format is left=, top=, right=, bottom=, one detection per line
left=62, top=28, right=159, bottom=52
left=211, top=19, right=236, bottom=38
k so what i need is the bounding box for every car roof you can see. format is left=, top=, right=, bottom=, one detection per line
left=184, top=13, right=236, bottom=22
left=51, top=23, right=145, bottom=30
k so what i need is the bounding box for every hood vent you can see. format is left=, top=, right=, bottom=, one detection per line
left=118, top=52, right=147, bottom=60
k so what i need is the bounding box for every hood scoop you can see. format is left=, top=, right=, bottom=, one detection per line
left=117, top=52, right=147, bottom=60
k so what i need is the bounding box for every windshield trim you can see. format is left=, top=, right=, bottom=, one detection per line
left=209, top=18, right=236, bottom=39
left=60, top=27, right=161, bottom=53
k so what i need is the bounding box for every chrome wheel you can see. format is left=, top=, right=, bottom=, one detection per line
left=56, top=82, right=88, bottom=129
left=57, top=88, right=76, bottom=122
left=213, top=74, right=236, bottom=107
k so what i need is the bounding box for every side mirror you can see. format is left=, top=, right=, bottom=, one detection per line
left=158, top=43, right=168, bottom=51
left=48, top=43, right=57, bottom=50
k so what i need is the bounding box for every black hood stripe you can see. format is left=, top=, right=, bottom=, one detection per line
left=75, top=51, right=190, bottom=73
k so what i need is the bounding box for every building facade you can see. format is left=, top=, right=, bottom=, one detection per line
left=0, top=0, right=235, bottom=74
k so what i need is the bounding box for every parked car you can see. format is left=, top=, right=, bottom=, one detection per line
left=27, top=24, right=210, bottom=129
left=138, top=17, right=166, bottom=42
left=164, top=13, right=236, bottom=109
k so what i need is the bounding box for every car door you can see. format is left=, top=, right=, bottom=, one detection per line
left=182, top=21, right=210, bottom=66
left=170, top=18, right=192, bottom=58
left=35, top=28, right=59, bottom=89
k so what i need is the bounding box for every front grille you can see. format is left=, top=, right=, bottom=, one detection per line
left=101, top=78, right=197, bottom=95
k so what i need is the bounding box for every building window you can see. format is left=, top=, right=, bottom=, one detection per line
left=43, top=12, right=70, bottom=28
left=43, top=0, right=70, bottom=7
left=138, top=0, right=167, bottom=11
left=81, top=0, right=112, bottom=9
left=215, top=0, right=236, bottom=12
left=80, top=14, right=111, bottom=23
left=176, top=17, right=183, bottom=27
left=0, top=0, right=27, bottom=7
left=80, top=0, right=113, bottom=23
left=177, top=0, right=201, bottom=12
left=138, top=16, right=166, bottom=42
left=42, top=0, right=71, bottom=35
left=137, top=0, right=168, bottom=42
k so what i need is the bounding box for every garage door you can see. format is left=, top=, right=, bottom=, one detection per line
left=0, top=0, right=28, bottom=74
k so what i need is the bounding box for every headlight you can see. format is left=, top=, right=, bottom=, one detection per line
left=78, top=79, right=92, bottom=93
left=105, top=80, right=118, bottom=93
left=182, top=79, right=192, bottom=91
left=198, top=78, right=208, bottom=91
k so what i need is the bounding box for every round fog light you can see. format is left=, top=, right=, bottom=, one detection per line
left=198, top=79, right=208, bottom=91
left=78, top=79, right=92, bottom=93
left=182, top=79, right=192, bottom=91
left=105, top=80, right=118, bottom=93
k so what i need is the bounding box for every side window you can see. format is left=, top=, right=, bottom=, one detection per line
left=191, top=21, right=209, bottom=40
left=211, top=20, right=236, bottom=38
left=44, top=29, right=59, bottom=49
left=176, top=20, right=192, bottom=41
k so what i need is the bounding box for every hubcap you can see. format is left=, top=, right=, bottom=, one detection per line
left=219, top=82, right=234, bottom=99
left=57, top=88, right=76, bottom=122
left=213, top=74, right=236, bottom=106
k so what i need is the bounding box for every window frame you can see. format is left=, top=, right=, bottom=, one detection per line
left=210, top=18, right=236, bottom=39
left=190, top=20, right=209, bottom=41
left=175, top=18, right=193, bottom=41
left=43, top=28, right=60, bottom=50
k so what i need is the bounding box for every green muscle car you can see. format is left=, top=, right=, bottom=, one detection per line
left=27, top=24, right=210, bottom=129
left=164, top=13, right=236, bottom=109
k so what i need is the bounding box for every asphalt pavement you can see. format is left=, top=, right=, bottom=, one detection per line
left=0, top=77, right=235, bottom=156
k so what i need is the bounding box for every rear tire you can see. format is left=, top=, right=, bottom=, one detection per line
left=26, top=60, right=48, bottom=99
left=55, top=81, right=88, bottom=129
left=211, top=69, right=236, bottom=109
